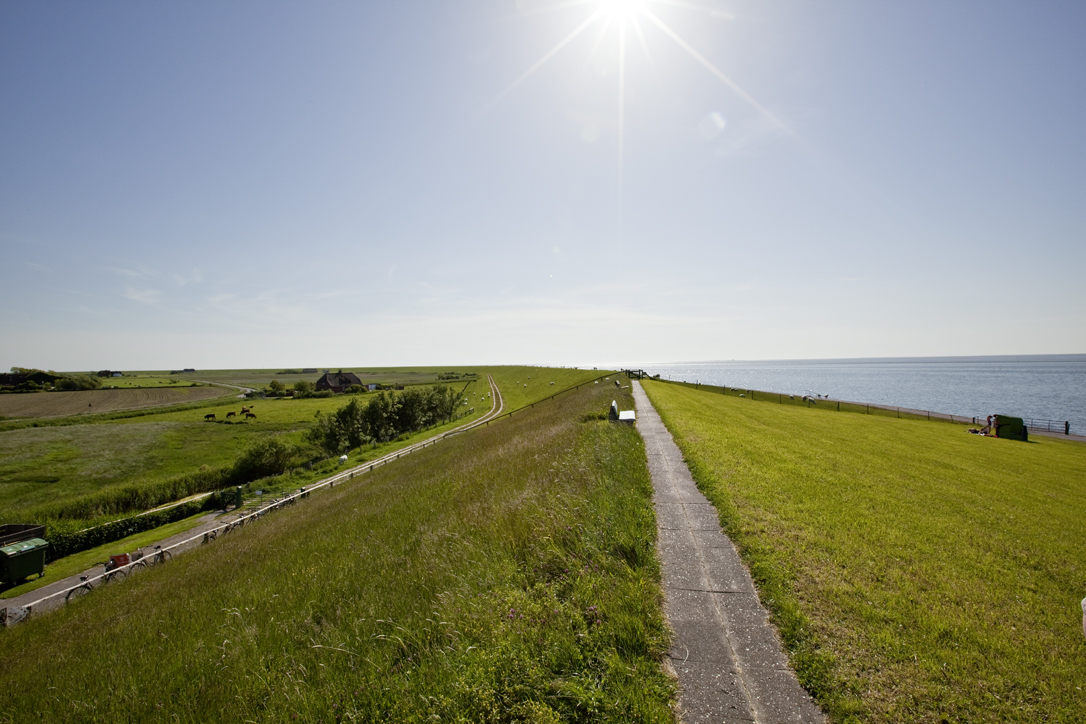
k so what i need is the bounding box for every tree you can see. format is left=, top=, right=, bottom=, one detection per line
left=268, top=379, right=284, bottom=393
left=294, top=379, right=314, bottom=395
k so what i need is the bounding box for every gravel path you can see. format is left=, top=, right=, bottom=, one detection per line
left=631, top=380, right=825, bottom=724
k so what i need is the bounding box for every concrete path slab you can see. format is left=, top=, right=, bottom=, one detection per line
left=632, top=380, right=825, bottom=724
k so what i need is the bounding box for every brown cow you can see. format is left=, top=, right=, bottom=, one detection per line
left=244, top=412, right=257, bottom=420
left=226, top=411, right=237, bottom=418
left=204, top=413, right=216, bottom=421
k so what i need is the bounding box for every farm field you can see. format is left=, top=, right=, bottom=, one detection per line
left=91, top=375, right=200, bottom=389
left=0, top=378, right=673, bottom=722
left=0, top=366, right=606, bottom=530
left=642, top=379, right=1086, bottom=722
left=153, top=366, right=482, bottom=390
left=0, top=385, right=232, bottom=420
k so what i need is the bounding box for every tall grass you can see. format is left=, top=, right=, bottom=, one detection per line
left=0, top=381, right=673, bottom=723
left=0, top=367, right=604, bottom=530
left=642, top=380, right=1086, bottom=723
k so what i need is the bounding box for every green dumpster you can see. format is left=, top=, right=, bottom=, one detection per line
left=994, top=415, right=1028, bottom=441
left=0, top=538, right=49, bottom=585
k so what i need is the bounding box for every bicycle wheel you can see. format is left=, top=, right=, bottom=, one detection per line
left=130, top=560, right=147, bottom=573
left=106, top=568, right=127, bottom=583
left=157, top=549, right=172, bottom=564
left=66, top=584, right=92, bottom=602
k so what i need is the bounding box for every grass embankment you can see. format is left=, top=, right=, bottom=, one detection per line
left=642, top=380, right=1086, bottom=722
left=0, top=380, right=673, bottom=723
left=0, top=367, right=603, bottom=527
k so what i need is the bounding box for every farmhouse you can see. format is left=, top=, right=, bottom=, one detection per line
left=315, top=370, right=362, bottom=393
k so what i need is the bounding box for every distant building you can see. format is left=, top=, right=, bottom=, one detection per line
left=315, top=370, right=362, bottom=393
left=183, top=368, right=196, bottom=373
left=302, top=368, right=318, bottom=374
left=96, top=370, right=123, bottom=378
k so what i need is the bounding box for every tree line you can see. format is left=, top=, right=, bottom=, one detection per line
left=306, top=385, right=463, bottom=454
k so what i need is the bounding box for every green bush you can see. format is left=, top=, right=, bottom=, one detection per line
left=47, top=495, right=223, bottom=560
left=229, top=436, right=300, bottom=484
left=56, top=374, right=103, bottom=391
left=306, top=386, right=462, bottom=455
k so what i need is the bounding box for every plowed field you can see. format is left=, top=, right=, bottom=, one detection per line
left=0, top=387, right=232, bottom=419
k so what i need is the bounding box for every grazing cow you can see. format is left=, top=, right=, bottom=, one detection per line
left=245, top=412, right=257, bottom=420
left=204, top=413, right=216, bottom=421
left=226, top=411, right=237, bottom=418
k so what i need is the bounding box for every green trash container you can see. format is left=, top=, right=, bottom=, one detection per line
left=0, top=538, right=49, bottom=585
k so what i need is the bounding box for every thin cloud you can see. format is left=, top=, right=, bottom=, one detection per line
left=123, top=287, right=162, bottom=304
left=171, top=269, right=204, bottom=287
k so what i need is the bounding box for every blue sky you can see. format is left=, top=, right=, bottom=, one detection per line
left=2, top=0, right=1083, bottom=371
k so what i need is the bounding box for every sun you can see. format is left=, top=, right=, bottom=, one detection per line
left=478, top=0, right=790, bottom=233
left=597, top=0, right=647, bottom=18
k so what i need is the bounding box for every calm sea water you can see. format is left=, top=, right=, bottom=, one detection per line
left=636, top=355, right=1086, bottom=434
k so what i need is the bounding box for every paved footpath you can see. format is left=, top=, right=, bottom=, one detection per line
left=631, top=381, right=825, bottom=724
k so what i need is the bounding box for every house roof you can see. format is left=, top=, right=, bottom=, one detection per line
left=318, top=371, right=362, bottom=388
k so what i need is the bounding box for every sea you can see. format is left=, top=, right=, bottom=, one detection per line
left=634, top=355, right=1086, bottom=435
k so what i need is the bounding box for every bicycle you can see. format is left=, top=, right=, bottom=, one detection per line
left=64, top=558, right=129, bottom=602
left=138, top=544, right=172, bottom=567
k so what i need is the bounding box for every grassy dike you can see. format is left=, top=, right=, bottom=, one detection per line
left=642, top=379, right=1086, bottom=722
left=0, top=381, right=675, bottom=723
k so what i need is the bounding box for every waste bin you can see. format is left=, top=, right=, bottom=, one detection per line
left=0, top=538, right=49, bottom=585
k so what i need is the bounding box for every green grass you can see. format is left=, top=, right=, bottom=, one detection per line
left=0, top=511, right=215, bottom=599
left=94, top=375, right=198, bottom=389
left=0, top=367, right=607, bottom=540
left=132, top=366, right=483, bottom=390
left=0, top=380, right=673, bottom=723
left=641, top=379, right=1086, bottom=722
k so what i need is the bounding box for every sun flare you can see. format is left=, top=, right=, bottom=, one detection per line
left=597, top=0, right=646, bottom=19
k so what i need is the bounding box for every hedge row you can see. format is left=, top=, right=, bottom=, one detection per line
left=47, top=493, right=225, bottom=560
left=22, top=466, right=231, bottom=523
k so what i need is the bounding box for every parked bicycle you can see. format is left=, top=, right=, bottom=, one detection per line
left=64, top=557, right=130, bottom=602
left=134, top=544, right=172, bottom=568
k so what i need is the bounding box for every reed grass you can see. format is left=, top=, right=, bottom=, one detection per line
left=0, top=380, right=673, bottom=723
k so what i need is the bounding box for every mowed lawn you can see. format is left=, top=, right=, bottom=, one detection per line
left=642, top=380, right=1086, bottom=723
left=0, top=380, right=672, bottom=723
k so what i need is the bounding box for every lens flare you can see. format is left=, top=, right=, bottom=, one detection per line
left=599, top=0, right=646, bottom=18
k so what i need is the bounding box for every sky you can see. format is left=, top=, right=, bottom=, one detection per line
left=2, top=0, right=1084, bottom=371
